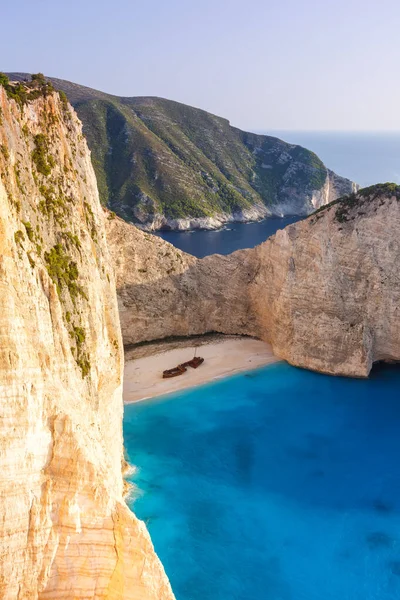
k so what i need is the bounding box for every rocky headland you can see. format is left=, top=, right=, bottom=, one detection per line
left=108, top=184, right=400, bottom=377
left=8, top=74, right=357, bottom=231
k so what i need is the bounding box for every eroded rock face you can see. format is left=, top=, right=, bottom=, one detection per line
left=0, top=87, right=174, bottom=599
left=251, top=187, right=400, bottom=376
left=108, top=186, right=400, bottom=377
left=106, top=216, right=258, bottom=346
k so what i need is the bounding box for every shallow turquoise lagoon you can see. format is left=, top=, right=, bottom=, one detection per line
left=124, top=362, right=400, bottom=600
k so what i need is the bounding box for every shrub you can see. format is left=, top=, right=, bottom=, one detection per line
left=0, top=73, right=53, bottom=108
left=0, top=144, right=9, bottom=160
left=71, top=326, right=85, bottom=345
left=0, top=73, right=9, bottom=87
left=62, top=230, right=81, bottom=251
left=68, top=324, right=91, bottom=377
left=84, top=201, right=98, bottom=241
left=2, top=79, right=28, bottom=108
left=22, top=221, right=34, bottom=242
left=38, top=187, right=70, bottom=225
left=28, top=74, right=54, bottom=98
left=32, top=134, right=54, bottom=176
left=76, top=354, right=91, bottom=378
left=14, top=230, right=24, bottom=245
left=14, top=165, right=25, bottom=194
left=31, top=73, right=46, bottom=86
left=58, top=90, right=69, bottom=110
left=27, top=253, right=35, bottom=268
left=44, top=243, right=85, bottom=300
left=9, top=195, right=21, bottom=212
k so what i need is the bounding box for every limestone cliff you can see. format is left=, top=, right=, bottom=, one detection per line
left=0, top=82, right=174, bottom=598
left=251, top=184, right=400, bottom=376
left=106, top=215, right=259, bottom=346
left=107, top=184, right=400, bottom=377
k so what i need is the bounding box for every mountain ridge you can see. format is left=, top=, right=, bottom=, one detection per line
left=7, top=73, right=357, bottom=230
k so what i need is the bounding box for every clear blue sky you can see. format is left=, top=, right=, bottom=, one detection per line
left=2, top=0, right=400, bottom=131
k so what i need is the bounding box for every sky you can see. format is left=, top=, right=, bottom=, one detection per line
left=2, top=0, right=400, bottom=132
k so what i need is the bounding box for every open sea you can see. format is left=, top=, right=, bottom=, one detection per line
left=124, top=362, right=400, bottom=600
left=158, top=132, right=400, bottom=257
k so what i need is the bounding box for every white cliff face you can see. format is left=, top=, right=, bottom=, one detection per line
left=108, top=187, right=400, bottom=378
left=268, top=169, right=358, bottom=217
left=106, top=215, right=259, bottom=346
left=0, top=87, right=174, bottom=599
left=311, top=169, right=359, bottom=210
left=250, top=187, right=400, bottom=376
left=134, top=203, right=269, bottom=232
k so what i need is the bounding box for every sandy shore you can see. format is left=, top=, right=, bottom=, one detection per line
left=123, top=337, right=279, bottom=403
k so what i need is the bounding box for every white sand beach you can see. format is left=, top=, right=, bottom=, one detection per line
left=123, top=337, right=279, bottom=403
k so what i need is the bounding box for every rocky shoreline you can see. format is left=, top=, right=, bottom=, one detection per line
left=135, top=203, right=269, bottom=231
left=131, top=169, right=358, bottom=232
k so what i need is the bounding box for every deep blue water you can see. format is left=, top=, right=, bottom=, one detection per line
left=157, top=216, right=300, bottom=258
left=124, top=362, right=400, bottom=600
left=158, top=132, right=400, bottom=257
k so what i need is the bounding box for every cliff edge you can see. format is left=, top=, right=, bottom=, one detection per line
left=0, top=78, right=174, bottom=598
left=251, top=184, right=400, bottom=376
left=108, top=184, right=400, bottom=377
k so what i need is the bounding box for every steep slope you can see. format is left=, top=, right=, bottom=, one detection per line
left=8, top=73, right=356, bottom=230
left=107, top=184, right=400, bottom=377
left=0, top=78, right=174, bottom=598
left=107, top=214, right=258, bottom=346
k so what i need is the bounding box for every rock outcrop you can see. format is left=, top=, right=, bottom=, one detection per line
left=107, top=216, right=258, bottom=346
left=251, top=184, right=400, bottom=376
left=0, top=81, right=174, bottom=598
left=108, top=185, right=400, bottom=377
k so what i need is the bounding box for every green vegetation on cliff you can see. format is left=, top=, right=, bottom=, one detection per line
left=311, top=183, right=400, bottom=224
left=0, top=81, right=94, bottom=377
left=0, top=72, right=55, bottom=108
left=6, top=73, right=354, bottom=226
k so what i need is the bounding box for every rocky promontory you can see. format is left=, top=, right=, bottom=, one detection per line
left=108, top=184, right=400, bottom=377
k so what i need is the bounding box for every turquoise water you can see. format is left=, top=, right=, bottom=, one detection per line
left=124, top=362, right=400, bottom=600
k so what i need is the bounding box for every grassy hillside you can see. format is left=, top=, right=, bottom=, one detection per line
left=7, top=73, right=353, bottom=227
